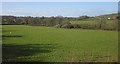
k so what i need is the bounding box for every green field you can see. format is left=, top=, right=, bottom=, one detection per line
left=70, top=20, right=116, bottom=25
left=2, top=25, right=118, bottom=62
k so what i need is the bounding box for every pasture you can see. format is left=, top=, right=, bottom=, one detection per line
left=70, top=20, right=117, bottom=26
left=70, top=20, right=118, bottom=30
left=2, top=25, right=118, bottom=62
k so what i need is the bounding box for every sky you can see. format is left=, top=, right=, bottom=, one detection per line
left=1, top=0, right=119, bottom=2
left=2, top=2, right=118, bottom=17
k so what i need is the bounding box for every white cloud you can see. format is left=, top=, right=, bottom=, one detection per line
left=2, top=8, right=35, bottom=16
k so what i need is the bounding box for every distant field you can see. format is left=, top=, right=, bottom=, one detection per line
left=70, top=20, right=116, bottom=25
left=70, top=20, right=118, bottom=30
left=2, top=25, right=118, bottom=62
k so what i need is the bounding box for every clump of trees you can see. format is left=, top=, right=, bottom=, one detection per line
left=2, top=16, right=69, bottom=26
left=2, top=16, right=23, bottom=25
left=78, top=16, right=90, bottom=20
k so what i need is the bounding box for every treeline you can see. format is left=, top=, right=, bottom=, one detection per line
left=1, top=15, right=119, bottom=31
left=1, top=15, right=92, bottom=25
left=2, top=16, right=68, bottom=26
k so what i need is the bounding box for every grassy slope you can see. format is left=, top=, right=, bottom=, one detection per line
left=3, top=25, right=118, bottom=62
left=97, top=13, right=118, bottom=18
left=70, top=20, right=116, bottom=25
left=70, top=13, right=118, bottom=24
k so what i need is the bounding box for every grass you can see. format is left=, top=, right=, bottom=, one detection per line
left=2, top=25, right=118, bottom=62
left=70, top=20, right=116, bottom=25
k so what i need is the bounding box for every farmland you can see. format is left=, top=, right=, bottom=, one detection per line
left=2, top=25, right=118, bottom=62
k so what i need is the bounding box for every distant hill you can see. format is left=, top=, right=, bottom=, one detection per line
left=95, top=13, right=118, bottom=20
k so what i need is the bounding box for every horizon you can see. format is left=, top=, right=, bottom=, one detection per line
left=2, top=2, right=118, bottom=17
left=1, top=12, right=118, bottom=18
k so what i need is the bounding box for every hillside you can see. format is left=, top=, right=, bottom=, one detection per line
left=95, top=13, right=118, bottom=19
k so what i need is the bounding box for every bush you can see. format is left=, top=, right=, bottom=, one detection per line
left=61, top=24, right=74, bottom=29
left=72, top=24, right=81, bottom=28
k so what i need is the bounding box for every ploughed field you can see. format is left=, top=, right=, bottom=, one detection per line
left=2, top=25, right=118, bottom=62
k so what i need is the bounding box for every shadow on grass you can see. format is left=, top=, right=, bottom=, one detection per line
left=2, top=35, right=23, bottom=37
left=2, top=44, right=56, bottom=62
left=2, top=35, right=23, bottom=40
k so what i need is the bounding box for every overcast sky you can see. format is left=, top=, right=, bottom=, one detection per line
left=2, top=2, right=118, bottom=17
